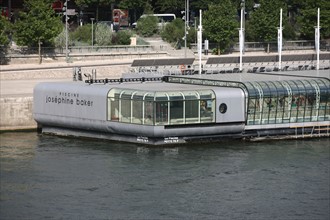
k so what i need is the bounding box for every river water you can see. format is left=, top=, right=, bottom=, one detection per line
left=0, top=132, right=329, bottom=219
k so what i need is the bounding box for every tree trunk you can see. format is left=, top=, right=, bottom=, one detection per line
left=218, top=43, right=221, bottom=55
left=38, top=39, right=42, bottom=64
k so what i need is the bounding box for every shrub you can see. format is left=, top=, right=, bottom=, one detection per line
left=70, top=24, right=92, bottom=44
left=95, top=23, right=113, bottom=46
left=114, top=30, right=132, bottom=45
left=54, top=27, right=75, bottom=48
left=160, top=19, right=201, bottom=48
left=136, top=15, right=158, bottom=37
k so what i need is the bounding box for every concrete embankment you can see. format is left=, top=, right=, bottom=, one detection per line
left=0, top=96, right=35, bottom=130
left=0, top=60, right=131, bottom=131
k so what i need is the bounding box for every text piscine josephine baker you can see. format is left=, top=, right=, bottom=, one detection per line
left=45, top=95, right=94, bottom=107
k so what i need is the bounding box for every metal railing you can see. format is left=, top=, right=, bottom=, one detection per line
left=190, top=40, right=329, bottom=53
left=3, top=45, right=155, bottom=56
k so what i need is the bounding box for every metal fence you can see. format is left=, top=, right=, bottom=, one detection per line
left=191, top=40, right=330, bottom=53
left=3, top=45, right=156, bottom=56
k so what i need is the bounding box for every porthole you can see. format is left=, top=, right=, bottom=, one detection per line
left=219, top=103, right=227, bottom=114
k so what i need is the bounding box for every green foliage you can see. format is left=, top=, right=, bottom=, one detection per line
left=203, top=0, right=238, bottom=54
left=297, top=0, right=330, bottom=39
left=190, top=0, right=219, bottom=11
left=95, top=23, right=113, bottom=46
left=71, top=24, right=92, bottom=44
left=70, top=24, right=132, bottom=46
left=283, top=21, right=297, bottom=40
left=155, top=0, right=183, bottom=12
left=247, top=0, right=287, bottom=42
left=54, top=28, right=67, bottom=48
left=114, top=30, right=133, bottom=45
left=187, top=27, right=197, bottom=47
left=0, top=15, right=11, bottom=47
left=13, top=0, right=62, bottom=47
left=160, top=18, right=184, bottom=44
left=118, top=0, right=145, bottom=9
left=75, top=0, right=113, bottom=7
left=136, top=15, right=159, bottom=37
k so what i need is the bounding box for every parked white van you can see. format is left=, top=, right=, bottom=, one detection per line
left=132, top=14, right=176, bottom=29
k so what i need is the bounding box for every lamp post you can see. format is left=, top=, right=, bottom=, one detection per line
left=91, top=18, right=95, bottom=50
left=241, top=0, right=245, bottom=54
left=198, top=10, right=202, bottom=75
left=65, top=0, right=69, bottom=62
left=278, top=9, right=283, bottom=71
left=315, top=8, right=320, bottom=70
left=184, top=0, right=189, bottom=58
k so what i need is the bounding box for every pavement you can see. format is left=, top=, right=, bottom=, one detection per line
left=143, top=37, right=195, bottom=58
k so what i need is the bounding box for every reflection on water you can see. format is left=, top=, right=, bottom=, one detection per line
left=0, top=132, right=37, bottom=160
left=0, top=132, right=329, bottom=219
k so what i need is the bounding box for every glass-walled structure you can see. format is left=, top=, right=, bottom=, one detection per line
left=166, top=75, right=330, bottom=125
left=245, top=78, right=330, bottom=125
left=107, top=88, right=216, bottom=125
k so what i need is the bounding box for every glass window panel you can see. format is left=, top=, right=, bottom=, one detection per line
left=198, top=90, right=215, bottom=99
left=326, top=92, right=330, bottom=121
left=247, top=99, right=256, bottom=125
left=109, top=97, right=119, bottom=121
left=273, top=81, right=286, bottom=124
left=144, top=101, right=154, bottom=125
left=170, top=101, right=184, bottom=124
left=185, top=100, right=199, bottom=123
left=287, top=81, right=300, bottom=122
left=282, top=95, right=291, bottom=123
left=200, top=99, right=214, bottom=123
left=183, top=91, right=198, bottom=100
left=155, top=101, right=168, bottom=125
left=155, top=92, right=169, bottom=101
left=120, top=99, right=131, bottom=123
left=132, top=100, right=143, bottom=124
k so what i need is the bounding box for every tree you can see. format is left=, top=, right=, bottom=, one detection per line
left=297, top=0, right=330, bottom=40
left=246, top=0, right=287, bottom=42
left=118, top=0, right=145, bottom=22
left=0, top=15, right=11, bottom=47
left=136, top=2, right=158, bottom=37
left=161, top=18, right=185, bottom=47
left=13, top=0, right=62, bottom=64
left=70, top=24, right=92, bottom=45
left=0, top=15, right=12, bottom=64
left=75, top=0, right=114, bottom=21
left=155, top=0, right=183, bottom=13
left=190, top=0, right=218, bottom=11
left=95, top=23, right=113, bottom=45
left=113, top=30, right=133, bottom=45
left=203, top=1, right=238, bottom=55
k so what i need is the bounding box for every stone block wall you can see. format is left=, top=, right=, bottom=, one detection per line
left=0, top=97, right=36, bottom=130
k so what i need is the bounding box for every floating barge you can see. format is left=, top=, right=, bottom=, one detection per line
left=33, top=70, right=330, bottom=145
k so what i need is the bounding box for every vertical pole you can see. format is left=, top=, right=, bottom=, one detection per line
left=187, top=0, right=189, bottom=27
left=198, top=10, right=202, bottom=75
left=65, top=0, right=68, bottom=62
left=278, top=8, right=282, bottom=71
left=316, top=8, right=320, bottom=70
left=91, top=18, right=94, bottom=50
left=239, top=8, right=243, bottom=72
left=243, top=0, right=245, bottom=54
left=8, top=0, right=11, bottom=21
left=186, top=0, right=189, bottom=57
left=184, top=0, right=187, bottom=58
